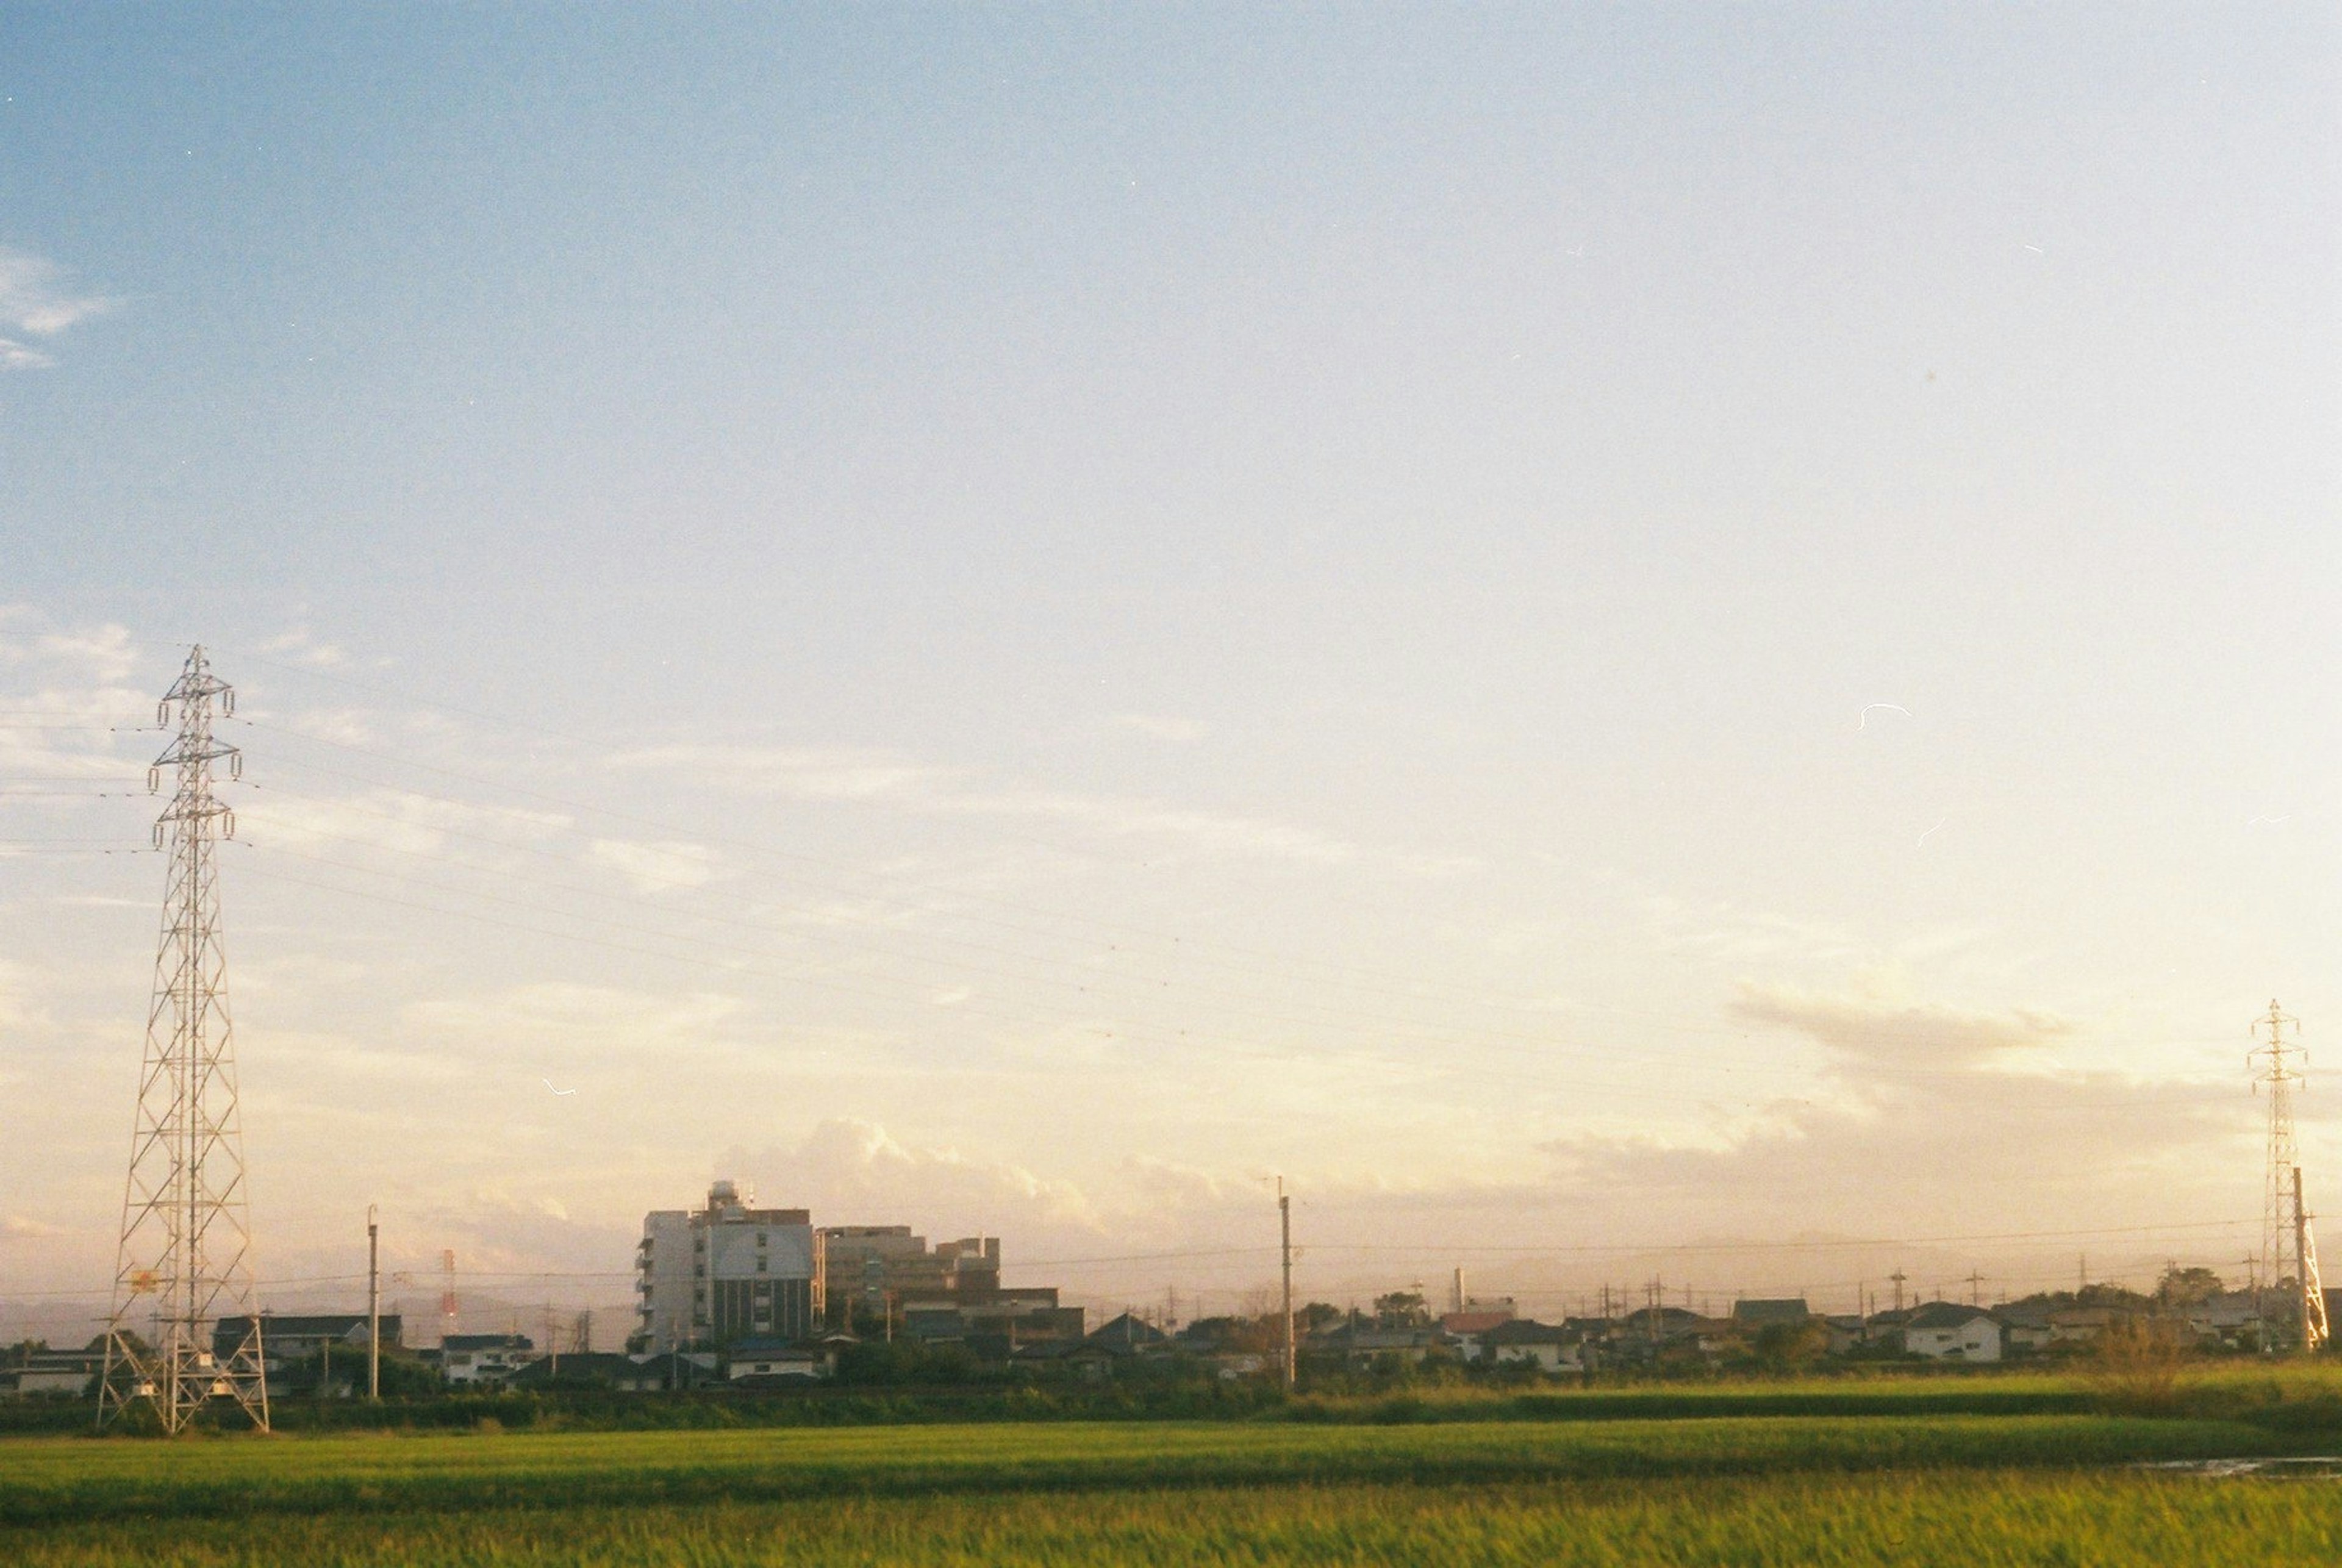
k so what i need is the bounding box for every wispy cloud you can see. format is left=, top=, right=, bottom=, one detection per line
left=586, top=837, right=726, bottom=894
left=732, top=1117, right=1105, bottom=1240
left=2, top=1215, right=73, bottom=1240
left=1728, top=980, right=2076, bottom=1067
left=237, top=785, right=571, bottom=859
left=255, top=627, right=349, bottom=669
left=614, top=743, right=1371, bottom=868
left=0, top=248, right=115, bottom=369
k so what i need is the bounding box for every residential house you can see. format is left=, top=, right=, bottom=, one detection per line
left=611, top=1351, right=718, bottom=1392
left=1086, top=1312, right=1172, bottom=1356
left=2181, top=1291, right=2262, bottom=1348
left=1903, top=1302, right=2002, bottom=1362
left=1439, top=1310, right=1515, bottom=1360
left=1993, top=1301, right=2056, bottom=1355
left=725, top=1336, right=826, bottom=1382
left=2048, top=1307, right=2117, bottom=1347
left=1481, top=1319, right=1580, bottom=1372
left=3, top=1350, right=104, bottom=1398
left=440, top=1333, right=537, bottom=1386
left=212, top=1313, right=401, bottom=1367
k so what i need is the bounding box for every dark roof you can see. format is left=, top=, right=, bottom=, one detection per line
left=509, top=1353, right=635, bottom=1382
left=1730, top=1298, right=1811, bottom=1325
left=1086, top=1312, right=1170, bottom=1350
left=727, top=1337, right=812, bottom=1357
left=443, top=1333, right=534, bottom=1352
left=1484, top=1319, right=1572, bottom=1345
left=1905, top=1301, right=1998, bottom=1330
left=218, top=1313, right=402, bottom=1337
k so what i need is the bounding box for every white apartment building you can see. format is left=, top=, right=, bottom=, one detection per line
left=635, top=1180, right=825, bottom=1352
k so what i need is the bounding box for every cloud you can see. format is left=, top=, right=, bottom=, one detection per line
left=1729, top=980, right=2075, bottom=1067
left=0, top=248, right=114, bottom=368
left=1638, top=895, right=1864, bottom=965
left=33, top=625, right=139, bottom=687
left=237, top=786, right=571, bottom=859
left=586, top=837, right=726, bottom=894
left=254, top=628, right=348, bottom=668
left=2, top=1215, right=72, bottom=1240
left=0, top=620, right=151, bottom=781
left=1522, top=979, right=2251, bottom=1282
left=731, top=1118, right=1105, bottom=1243
left=614, top=743, right=1366, bottom=867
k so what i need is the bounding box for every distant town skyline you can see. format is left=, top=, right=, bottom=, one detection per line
left=2, top=7, right=2336, bottom=1331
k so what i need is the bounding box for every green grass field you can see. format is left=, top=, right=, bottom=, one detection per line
left=5, top=1371, right=2340, bottom=1564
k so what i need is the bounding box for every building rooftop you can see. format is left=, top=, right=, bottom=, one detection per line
left=1730, top=1298, right=1812, bottom=1325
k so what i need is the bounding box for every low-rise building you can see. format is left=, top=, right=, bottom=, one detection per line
left=1086, top=1312, right=1172, bottom=1356
left=212, top=1313, right=403, bottom=1366
left=441, top=1333, right=537, bottom=1386
left=1730, top=1298, right=1812, bottom=1332
left=1482, top=1319, right=1581, bottom=1372
left=2, top=1350, right=104, bottom=1398
left=725, top=1336, right=825, bottom=1381
left=1903, top=1302, right=2002, bottom=1362
left=1439, top=1309, right=1515, bottom=1359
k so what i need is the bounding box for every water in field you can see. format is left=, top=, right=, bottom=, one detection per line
left=2135, top=1457, right=2342, bottom=1478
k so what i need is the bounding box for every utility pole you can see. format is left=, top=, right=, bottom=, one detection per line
left=367, top=1206, right=381, bottom=1401
left=2252, top=1000, right=2330, bottom=1353
left=440, top=1249, right=459, bottom=1347
left=1966, top=1269, right=1985, bottom=1308
left=99, top=648, right=270, bottom=1435
left=1278, top=1180, right=1295, bottom=1391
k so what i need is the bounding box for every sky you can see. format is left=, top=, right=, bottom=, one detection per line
left=1, top=5, right=2337, bottom=1338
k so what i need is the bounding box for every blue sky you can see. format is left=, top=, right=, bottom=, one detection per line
left=1, top=5, right=2336, bottom=1330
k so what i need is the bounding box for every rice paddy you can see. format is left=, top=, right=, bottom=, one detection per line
left=5, top=1372, right=2340, bottom=1564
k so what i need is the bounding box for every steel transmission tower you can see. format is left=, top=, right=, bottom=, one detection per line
left=98, top=647, right=270, bottom=1433
left=2250, top=1000, right=2328, bottom=1355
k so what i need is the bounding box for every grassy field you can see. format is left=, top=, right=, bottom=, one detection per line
left=4, top=1370, right=2339, bottom=1564
left=8, top=1473, right=2342, bottom=1567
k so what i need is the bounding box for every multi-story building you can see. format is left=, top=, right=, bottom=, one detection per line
left=635, top=1180, right=825, bottom=1352
left=819, top=1225, right=1000, bottom=1321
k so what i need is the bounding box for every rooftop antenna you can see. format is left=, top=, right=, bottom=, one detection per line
left=2250, top=1000, right=2329, bottom=1353
left=100, top=647, right=270, bottom=1433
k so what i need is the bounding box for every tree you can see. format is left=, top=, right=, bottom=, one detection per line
left=1373, top=1292, right=1429, bottom=1329
left=2155, top=1265, right=2224, bottom=1308
left=1752, top=1320, right=1830, bottom=1368
left=1298, top=1302, right=1345, bottom=1335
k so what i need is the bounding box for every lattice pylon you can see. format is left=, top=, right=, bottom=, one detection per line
left=2250, top=1000, right=2328, bottom=1355
left=98, top=646, right=270, bottom=1433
